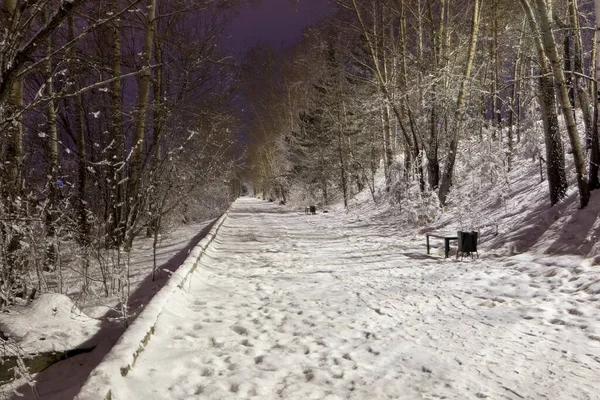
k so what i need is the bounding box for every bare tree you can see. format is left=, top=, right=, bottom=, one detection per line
left=520, top=0, right=568, bottom=205
left=438, top=0, right=482, bottom=205
left=529, top=0, right=590, bottom=208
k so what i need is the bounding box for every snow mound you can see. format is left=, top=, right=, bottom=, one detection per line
left=0, top=293, right=101, bottom=354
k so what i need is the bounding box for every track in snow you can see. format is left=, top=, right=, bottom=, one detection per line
left=117, top=197, right=600, bottom=400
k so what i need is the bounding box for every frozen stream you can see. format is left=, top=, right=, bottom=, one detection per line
left=116, top=197, right=599, bottom=399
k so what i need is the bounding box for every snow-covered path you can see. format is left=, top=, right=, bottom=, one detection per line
left=117, top=197, right=600, bottom=399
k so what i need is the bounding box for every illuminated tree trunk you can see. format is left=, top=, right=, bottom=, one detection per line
left=438, top=0, right=481, bottom=205
left=426, top=0, right=445, bottom=190
left=590, top=0, right=600, bottom=189
left=490, top=0, right=502, bottom=139
left=521, top=0, right=568, bottom=205
left=534, top=0, right=589, bottom=208
left=508, top=18, right=526, bottom=171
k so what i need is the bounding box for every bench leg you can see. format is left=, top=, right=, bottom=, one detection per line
left=426, top=235, right=430, bottom=255
left=444, top=238, right=450, bottom=258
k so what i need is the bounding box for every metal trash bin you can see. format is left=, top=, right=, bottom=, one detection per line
left=457, top=231, right=478, bottom=259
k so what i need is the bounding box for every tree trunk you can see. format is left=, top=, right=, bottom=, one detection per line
left=1, top=0, right=24, bottom=272
left=382, top=103, right=393, bottom=184
left=337, top=118, right=348, bottom=208
left=591, top=0, right=600, bottom=189
left=44, top=20, right=59, bottom=269
left=592, top=102, right=600, bottom=189
left=591, top=28, right=597, bottom=103
left=521, top=0, right=568, bottom=205
left=534, top=0, right=590, bottom=208
left=508, top=18, right=526, bottom=171
left=491, top=0, right=502, bottom=139
left=126, top=0, right=157, bottom=248
left=3, top=0, right=23, bottom=201
left=425, top=0, right=444, bottom=190
left=438, top=0, right=481, bottom=205
left=563, top=35, right=576, bottom=117
left=567, top=1, right=588, bottom=129
left=567, top=1, right=596, bottom=182
left=107, top=0, right=125, bottom=247
left=67, top=16, right=89, bottom=246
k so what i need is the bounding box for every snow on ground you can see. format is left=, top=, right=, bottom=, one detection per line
left=0, top=293, right=100, bottom=354
left=2, top=221, right=213, bottom=400
left=103, top=197, right=599, bottom=399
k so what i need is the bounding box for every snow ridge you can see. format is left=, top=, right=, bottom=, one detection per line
left=74, top=209, right=231, bottom=400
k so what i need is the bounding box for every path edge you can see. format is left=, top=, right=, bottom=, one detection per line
left=74, top=208, right=231, bottom=400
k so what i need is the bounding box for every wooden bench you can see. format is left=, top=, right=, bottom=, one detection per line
left=426, top=233, right=458, bottom=258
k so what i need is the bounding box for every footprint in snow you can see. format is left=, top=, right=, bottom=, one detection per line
left=303, top=368, right=315, bottom=381
left=231, top=325, right=249, bottom=335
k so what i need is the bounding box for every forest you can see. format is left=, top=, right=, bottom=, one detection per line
left=246, top=0, right=600, bottom=215
left=0, top=0, right=245, bottom=312
left=1, top=0, right=600, bottom=341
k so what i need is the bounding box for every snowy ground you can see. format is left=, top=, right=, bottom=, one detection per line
left=2, top=221, right=213, bottom=400
left=102, top=197, right=599, bottom=399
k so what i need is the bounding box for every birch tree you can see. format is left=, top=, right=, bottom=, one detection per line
left=520, top=0, right=568, bottom=205
left=345, top=0, right=421, bottom=192
left=107, top=0, right=127, bottom=247
left=591, top=0, right=600, bottom=189
left=126, top=0, right=157, bottom=249
left=438, top=0, right=482, bottom=206
left=532, top=0, right=590, bottom=208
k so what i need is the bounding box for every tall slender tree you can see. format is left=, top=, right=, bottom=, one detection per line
left=520, top=0, right=568, bottom=205
left=438, top=0, right=482, bottom=205
left=591, top=0, right=600, bottom=189
left=533, top=0, right=590, bottom=208
left=126, top=0, right=158, bottom=248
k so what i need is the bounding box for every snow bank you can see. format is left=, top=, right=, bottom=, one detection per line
left=0, top=293, right=100, bottom=354
left=74, top=210, right=230, bottom=400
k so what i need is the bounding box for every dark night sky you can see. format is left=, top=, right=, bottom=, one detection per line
left=222, top=0, right=335, bottom=55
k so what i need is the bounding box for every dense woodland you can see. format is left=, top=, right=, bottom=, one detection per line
left=246, top=0, right=600, bottom=214
left=0, top=0, right=246, bottom=310
left=1, top=0, right=600, bottom=315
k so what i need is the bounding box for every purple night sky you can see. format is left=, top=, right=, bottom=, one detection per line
left=222, top=0, right=335, bottom=54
